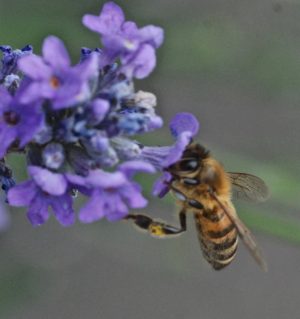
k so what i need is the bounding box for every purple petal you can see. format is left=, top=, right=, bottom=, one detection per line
left=42, top=36, right=71, bottom=69
left=18, top=103, right=44, bottom=147
left=27, top=195, right=50, bottom=226
left=122, top=21, right=138, bottom=34
left=126, top=44, right=156, bottom=79
left=75, top=52, right=99, bottom=80
left=102, top=35, right=130, bottom=55
left=67, top=169, right=127, bottom=189
left=0, top=127, right=16, bottom=158
left=86, top=132, right=109, bottom=153
left=18, top=54, right=52, bottom=79
left=82, top=15, right=106, bottom=33
left=85, top=170, right=127, bottom=188
left=162, top=131, right=192, bottom=167
left=50, top=194, right=75, bottom=226
left=139, top=146, right=172, bottom=170
left=29, top=166, right=67, bottom=195
left=90, top=98, right=109, bottom=123
left=121, top=183, right=148, bottom=208
left=8, top=180, right=37, bottom=206
left=50, top=77, right=83, bottom=109
left=79, top=190, right=105, bottom=223
left=82, top=2, right=125, bottom=34
left=65, top=173, right=88, bottom=187
left=152, top=172, right=172, bottom=198
left=169, top=112, right=199, bottom=138
left=18, top=82, right=51, bottom=104
left=147, top=115, right=163, bottom=131
left=0, top=86, right=12, bottom=109
left=105, top=193, right=129, bottom=221
left=119, top=160, right=156, bottom=178
left=138, top=25, right=164, bottom=48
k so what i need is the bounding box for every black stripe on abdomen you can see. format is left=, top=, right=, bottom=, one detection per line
left=201, top=235, right=238, bottom=251
left=205, top=244, right=238, bottom=261
left=207, top=223, right=235, bottom=238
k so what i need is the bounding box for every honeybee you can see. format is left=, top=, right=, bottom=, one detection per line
left=126, top=142, right=269, bottom=271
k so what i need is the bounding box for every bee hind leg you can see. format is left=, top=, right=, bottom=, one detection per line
left=125, top=209, right=186, bottom=238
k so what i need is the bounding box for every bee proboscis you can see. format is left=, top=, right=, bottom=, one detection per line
left=126, top=142, right=269, bottom=271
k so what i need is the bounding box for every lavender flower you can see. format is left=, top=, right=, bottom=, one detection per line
left=82, top=1, right=164, bottom=78
left=8, top=166, right=75, bottom=226
left=18, top=36, right=99, bottom=109
left=0, top=2, right=199, bottom=228
left=66, top=161, right=155, bottom=222
left=141, top=112, right=199, bottom=169
left=140, top=112, right=200, bottom=197
left=0, top=87, right=44, bottom=158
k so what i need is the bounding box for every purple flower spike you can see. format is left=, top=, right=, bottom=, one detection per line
left=18, top=36, right=99, bottom=109
left=169, top=112, right=199, bottom=138
left=8, top=166, right=75, bottom=227
left=0, top=1, right=170, bottom=227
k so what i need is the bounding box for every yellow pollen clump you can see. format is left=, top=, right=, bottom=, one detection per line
left=149, top=224, right=165, bottom=237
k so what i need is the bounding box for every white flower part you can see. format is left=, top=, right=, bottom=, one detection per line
left=4, top=74, right=20, bottom=88
left=125, top=90, right=157, bottom=109
left=135, top=90, right=157, bottom=108
left=111, top=137, right=142, bottom=160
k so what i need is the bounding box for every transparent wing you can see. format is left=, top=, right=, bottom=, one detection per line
left=226, top=209, right=268, bottom=272
left=210, top=192, right=268, bottom=272
left=228, top=172, right=269, bottom=203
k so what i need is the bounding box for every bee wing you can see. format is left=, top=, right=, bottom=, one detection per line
left=226, top=210, right=268, bottom=272
left=228, top=172, right=269, bottom=203
left=210, top=192, right=268, bottom=272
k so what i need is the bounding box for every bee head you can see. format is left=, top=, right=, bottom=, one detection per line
left=167, top=143, right=209, bottom=175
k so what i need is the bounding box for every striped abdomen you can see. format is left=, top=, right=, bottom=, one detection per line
left=194, top=207, right=238, bottom=270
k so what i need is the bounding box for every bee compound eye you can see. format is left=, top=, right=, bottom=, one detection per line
left=179, top=159, right=199, bottom=172
left=188, top=199, right=204, bottom=209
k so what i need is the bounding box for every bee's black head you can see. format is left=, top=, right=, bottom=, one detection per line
left=182, top=143, right=209, bottom=161
left=167, top=143, right=209, bottom=174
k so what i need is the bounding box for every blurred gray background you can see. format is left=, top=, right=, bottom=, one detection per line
left=1, top=0, right=300, bottom=318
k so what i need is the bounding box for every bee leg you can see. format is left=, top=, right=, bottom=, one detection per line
left=125, top=209, right=187, bottom=238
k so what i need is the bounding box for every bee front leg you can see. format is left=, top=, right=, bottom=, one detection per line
left=125, top=209, right=187, bottom=238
